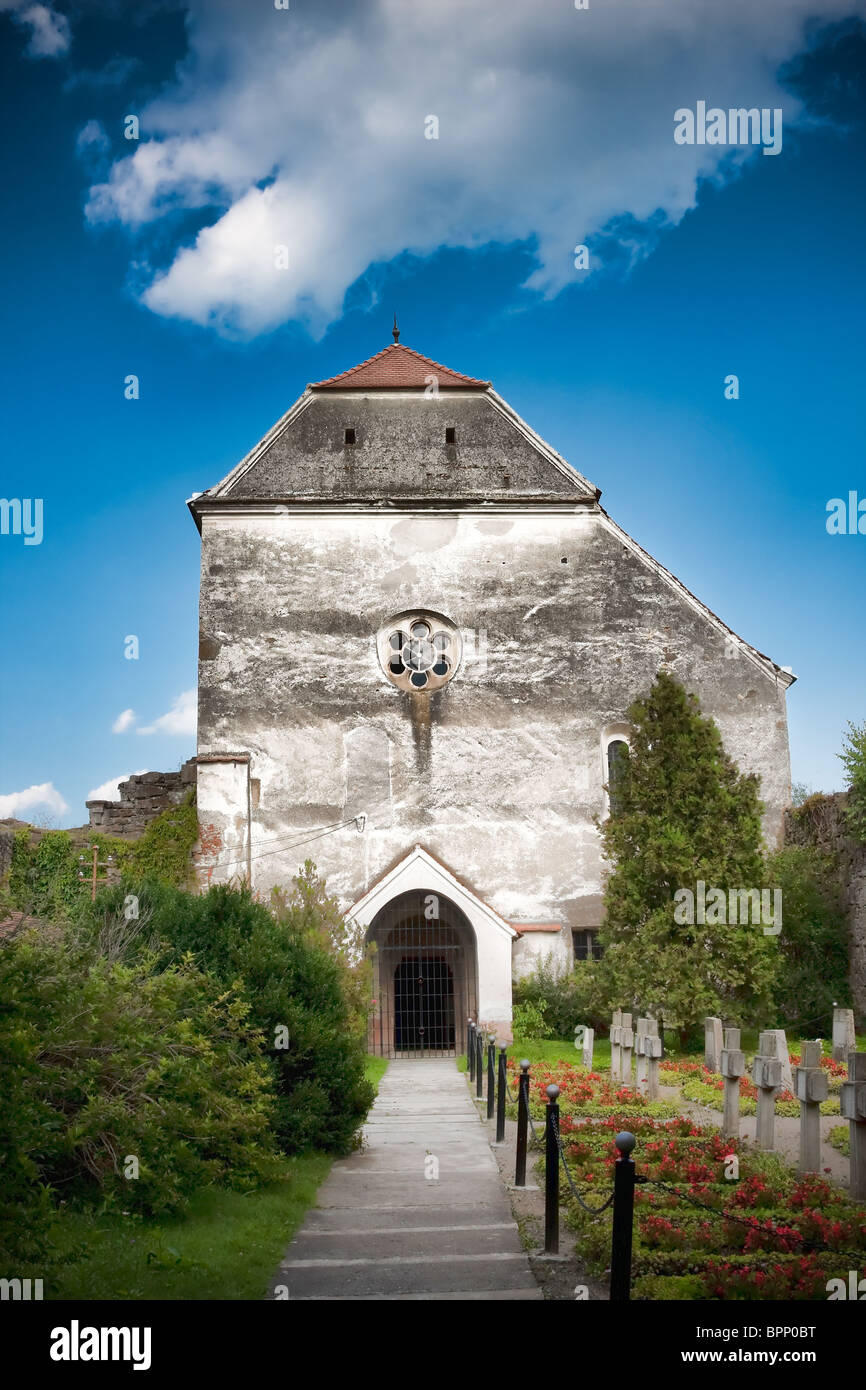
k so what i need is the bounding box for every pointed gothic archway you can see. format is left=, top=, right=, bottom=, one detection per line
left=365, top=890, right=478, bottom=1058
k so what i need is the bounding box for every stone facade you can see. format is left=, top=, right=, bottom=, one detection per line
left=87, top=760, right=197, bottom=836
left=187, top=338, right=795, bottom=1040
left=784, top=794, right=866, bottom=1019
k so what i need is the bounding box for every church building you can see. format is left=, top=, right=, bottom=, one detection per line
left=187, top=331, right=795, bottom=1054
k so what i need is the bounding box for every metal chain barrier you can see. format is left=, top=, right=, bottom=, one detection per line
left=551, top=1111, right=615, bottom=1215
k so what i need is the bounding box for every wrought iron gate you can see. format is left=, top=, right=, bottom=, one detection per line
left=367, top=893, right=477, bottom=1058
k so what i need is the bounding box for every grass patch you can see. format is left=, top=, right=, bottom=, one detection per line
left=364, top=1054, right=389, bottom=1093
left=828, top=1124, right=850, bottom=1157
left=512, top=1038, right=613, bottom=1072
left=30, top=1153, right=332, bottom=1301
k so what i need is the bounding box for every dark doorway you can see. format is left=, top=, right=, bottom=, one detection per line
left=394, top=957, right=455, bottom=1051
left=366, top=891, right=477, bottom=1058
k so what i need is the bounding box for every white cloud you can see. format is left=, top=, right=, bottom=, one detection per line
left=112, top=707, right=137, bottom=734
left=76, top=119, right=110, bottom=156
left=137, top=689, right=197, bottom=737
left=87, top=770, right=148, bottom=802
left=83, top=0, right=854, bottom=338
left=0, top=781, right=68, bottom=819
left=0, top=1, right=70, bottom=58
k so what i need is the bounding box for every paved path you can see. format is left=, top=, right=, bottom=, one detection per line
left=272, top=1059, right=541, bottom=1300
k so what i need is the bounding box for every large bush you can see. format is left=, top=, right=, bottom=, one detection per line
left=513, top=958, right=604, bottom=1037
left=0, top=923, right=279, bottom=1258
left=766, top=845, right=851, bottom=1031
left=78, top=871, right=374, bottom=1155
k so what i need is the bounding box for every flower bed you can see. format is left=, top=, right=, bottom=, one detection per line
left=554, top=1114, right=866, bottom=1300
left=661, top=1056, right=843, bottom=1118
left=506, top=1059, right=678, bottom=1120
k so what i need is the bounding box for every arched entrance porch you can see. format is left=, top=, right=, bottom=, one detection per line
left=366, top=890, right=478, bottom=1058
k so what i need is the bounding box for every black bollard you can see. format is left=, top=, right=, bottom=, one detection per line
left=487, top=1041, right=496, bottom=1120
left=610, top=1131, right=637, bottom=1301
left=476, top=1029, right=484, bottom=1098
left=544, top=1083, right=560, bottom=1254
left=515, top=1060, right=531, bottom=1186
left=496, top=1043, right=507, bottom=1143
left=468, top=1020, right=476, bottom=1082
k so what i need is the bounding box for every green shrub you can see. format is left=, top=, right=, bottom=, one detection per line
left=0, top=924, right=279, bottom=1241
left=766, top=845, right=851, bottom=1031
left=7, top=830, right=82, bottom=920
left=3, top=798, right=199, bottom=922
left=513, top=958, right=604, bottom=1037
left=121, top=794, right=199, bottom=888
left=512, top=999, right=549, bottom=1042
left=78, top=872, right=374, bottom=1156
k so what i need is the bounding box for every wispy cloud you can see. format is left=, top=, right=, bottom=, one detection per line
left=0, top=1, right=70, bottom=59
left=83, top=0, right=854, bottom=338
left=64, top=55, right=140, bottom=91
left=0, top=781, right=68, bottom=819
left=112, top=708, right=137, bottom=734
left=137, top=689, right=197, bottom=737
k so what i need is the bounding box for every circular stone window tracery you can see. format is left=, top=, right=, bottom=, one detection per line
left=377, top=612, right=462, bottom=693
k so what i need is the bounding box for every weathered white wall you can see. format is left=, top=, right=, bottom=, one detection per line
left=195, top=504, right=792, bottom=971
left=511, top=930, right=573, bottom=981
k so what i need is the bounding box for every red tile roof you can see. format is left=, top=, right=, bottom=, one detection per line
left=310, top=342, right=489, bottom=391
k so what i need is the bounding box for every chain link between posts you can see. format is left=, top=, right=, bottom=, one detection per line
left=551, top=1111, right=615, bottom=1215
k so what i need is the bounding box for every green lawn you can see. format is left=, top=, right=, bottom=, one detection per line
left=34, top=1153, right=332, bottom=1301
left=29, top=1055, right=390, bottom=1301
left=365, top=1054, right=389, bottom=1091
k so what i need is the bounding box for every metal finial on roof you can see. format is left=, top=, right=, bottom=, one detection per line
left=392, top=314, right=400, bottom=343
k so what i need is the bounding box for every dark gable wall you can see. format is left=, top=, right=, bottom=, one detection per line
left=226, top=394, right=585, bottom=500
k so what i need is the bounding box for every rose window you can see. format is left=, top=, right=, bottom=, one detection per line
left=378, top=613, right=461, bottom=692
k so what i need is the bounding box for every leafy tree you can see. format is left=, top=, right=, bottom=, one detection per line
left=595, top=671, right=778, bottom=1044
left=766, top=845, right=850, bottom=1031
left=839, top=719, right=866, bottom=843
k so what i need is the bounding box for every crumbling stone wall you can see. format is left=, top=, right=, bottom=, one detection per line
left=87, top=760, right=197, bottom=836
left=784, top=793, right=866, bottom=1017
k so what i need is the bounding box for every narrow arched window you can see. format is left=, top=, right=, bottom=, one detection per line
left=607, top=739, right=629, bottom=816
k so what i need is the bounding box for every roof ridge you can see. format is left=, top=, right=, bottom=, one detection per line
left=310, top=341, right=489, bottom=390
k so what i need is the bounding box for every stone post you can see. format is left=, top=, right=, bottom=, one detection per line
left=635, top=1017, right=648, bottom=1096
left=720, top=1027, right=745, bottom=1141
left=582, top=1027, right=594, bottom=1071
left=620, top=1012, right=634, bottom=1087
left=840, top=1052, right=866, bottom=1202
left=610, top=1008, right=623, bottom=1084
left=832, top=1008, right=856, bottom=1064
left=704, top=1016, right=723, bottom=1073
left=794, top=1039, right=828, bottom=1175
left=753, top=1030, right=783, bottom=1151
left=763, top=1029, right=793, bottom=1094
left=646, top=1017, right=662, bottom=1100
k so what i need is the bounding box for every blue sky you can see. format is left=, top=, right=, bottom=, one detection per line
left=0, top=1, right=864, bottom=828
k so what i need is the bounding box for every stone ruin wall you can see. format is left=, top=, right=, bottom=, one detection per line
left=86, top=759, right=197, bottom=837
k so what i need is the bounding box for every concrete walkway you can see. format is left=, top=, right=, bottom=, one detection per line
left=273, top=1059, right=541, bottom=1300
